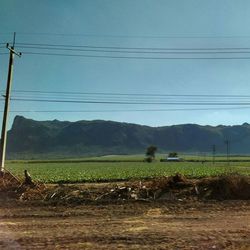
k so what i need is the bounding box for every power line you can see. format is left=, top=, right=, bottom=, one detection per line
left=6, top=92, right=250, bottom=98
left=5, top=106, right=250, bottom=113
left=3, top=90, right=250, bottom=103
left=2, top=90, right=250, bottom=105
left=6, top=89, right=250, bottom=97
left=11, top=42, right=250, bottom=59
left=13, top=32, right=250, bottom=39
left=15, top=46, right=250, bottom=55
left=15, top=42, right=250, bottom=51
left=7, top=97, right=250, bottom=105
left=19, top=51, right=250, bottom=60
left=6, top=94, right=250, bottom=103
left=8, top=97, right=250, bottom=103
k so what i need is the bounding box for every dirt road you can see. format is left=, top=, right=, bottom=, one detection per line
left=0, top=200, right=249, bottom=249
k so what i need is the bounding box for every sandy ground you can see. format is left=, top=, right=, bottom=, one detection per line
left=0, top=200, right=249, bottom=250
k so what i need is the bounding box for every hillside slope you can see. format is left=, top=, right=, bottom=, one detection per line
left=6, top=116, right=250, bottom=158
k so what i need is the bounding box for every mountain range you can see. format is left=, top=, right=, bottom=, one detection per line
left=5, top=115, right=250, bottom=159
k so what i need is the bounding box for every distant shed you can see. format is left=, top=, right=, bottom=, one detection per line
left=167, top=157, right=180, bottom=162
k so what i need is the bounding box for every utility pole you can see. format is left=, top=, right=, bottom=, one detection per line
left=212, top=144, right=216, bottom=164
left=0, top=33, right=21, bottom=175
left=224, top=139, right=230, bottom=166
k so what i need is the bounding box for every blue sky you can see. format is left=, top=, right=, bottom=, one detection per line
left=1, top=0, right=250, bottom=127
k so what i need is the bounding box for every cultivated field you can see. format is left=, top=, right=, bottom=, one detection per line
left=6, top=154, right=250, bottom=183
left=1, top=155, right=250, bottom=249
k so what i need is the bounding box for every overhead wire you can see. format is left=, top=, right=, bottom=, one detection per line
left=16, top=52, right=250, bottom=60
left=6, top=91, right=250, bottom=97
left=2, top=90, right=250, bottom=103
left=7, top=97, right=250, bottom=103
left=5, top=94, right=250, bottom=103
left=3, top=89, right=250, bottom=112
left=1, top=35, right=250, bottom=115
left=15, top=46, right=250, bottom=55
left=13, top=32, right=250, bottom=39
left=5, top=106, right=250, bottom=113
left=1, top=42, right=250, bottom=59
left=5, top=97, right=250, bottom=105
left=15, top=42, right=250, bottom=50
left=6, top=89, right=250, bottom=98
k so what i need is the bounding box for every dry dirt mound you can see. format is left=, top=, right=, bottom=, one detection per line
left=1, top=173, right=249, bottom=204
left=0, top=170, right=46, bottom=201
left=197, top=174, right=250, bottom=200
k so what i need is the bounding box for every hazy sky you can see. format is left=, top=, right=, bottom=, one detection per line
left=1, top=0, right=250, bottom=127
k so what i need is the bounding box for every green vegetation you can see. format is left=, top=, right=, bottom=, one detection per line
left=168, top=152, right=178, bottom=157
left=6, top=156, right=250, bottom=183
left=145, top=145, right=157, bottom=162
left=9, top=153, right=250, bottom=163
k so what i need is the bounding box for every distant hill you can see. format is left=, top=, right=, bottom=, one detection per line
left=5, top=115, right=250, bottom=159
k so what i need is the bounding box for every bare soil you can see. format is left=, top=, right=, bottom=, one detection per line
left=0, top=175, right=250, bottom=249
left=0, top=200, right=250, bottom=249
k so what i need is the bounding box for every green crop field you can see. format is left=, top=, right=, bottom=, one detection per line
left=6, top=158, right=250, bottom=183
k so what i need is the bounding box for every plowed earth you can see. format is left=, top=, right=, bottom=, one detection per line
left=0, top=200, right=250, bottom=249
left=0, top=175, right=250, bottom=249
left=0, top=201, right=250, bottom=250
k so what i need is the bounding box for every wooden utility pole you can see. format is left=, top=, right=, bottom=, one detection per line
left=0, top=33, right=21, bottom=174
left=225, top=139, right=230, bottom=166
left=212, top=144, right=216, bottom=164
